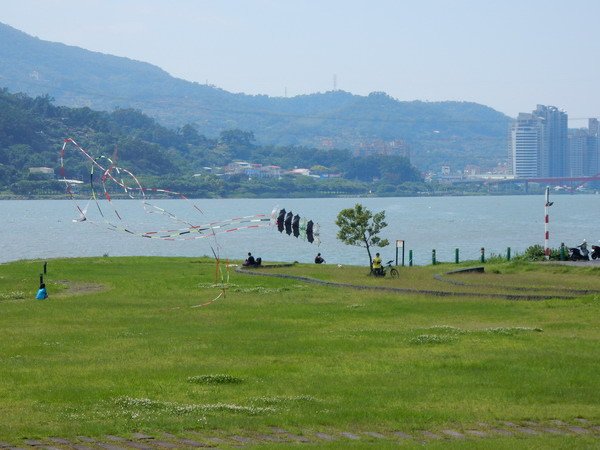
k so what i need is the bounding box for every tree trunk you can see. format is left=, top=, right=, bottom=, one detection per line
left=364, top=234, right=372, bottom=269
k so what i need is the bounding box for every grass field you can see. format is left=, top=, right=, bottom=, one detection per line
left=0, top=256, right=599, bottom=448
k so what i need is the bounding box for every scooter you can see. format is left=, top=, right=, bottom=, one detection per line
left=591, top=245, right=600, bottom=260
left=372, top=260, right=400, bottom=278
left=569, top=247, right=589, bottom=261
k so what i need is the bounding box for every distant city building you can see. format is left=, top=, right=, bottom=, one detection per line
left=223, top=161, right=251, bottom=176
left=223, top=161, right=281, bottom=178
left=589, top=118, right=599, bottom=136
left=262, top=165, right=283, bottom=178
left=510, top=113, right=544, bottom=178
left=568, top=119, right=599, bottom=177
left=569, top=129, right=587, bottom=176
left=463, top=165, right=480, bottom=176
left=532, top=105, right=568, bottom=177
left=510, top=105, right=570, bottom=179
left=288, top=168, right=311, bottom=176
left=492, top=162, right=510, bottom=175
left=589, top=118, right=600, bottom=176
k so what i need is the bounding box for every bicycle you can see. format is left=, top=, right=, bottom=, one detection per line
left=372, top=260, right=399, bottom=279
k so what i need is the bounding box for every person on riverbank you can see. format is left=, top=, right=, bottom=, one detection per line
left=243, top=252, right=256, bottom=266
left=36, top=283, right=48, bottom=300
left=314, top=253, right=325, bottom=264
left=243, top=253, right=261, bottom=267
left=579, top=239, right=589, bottom=259
left=372, top=253, right=382, bottom=276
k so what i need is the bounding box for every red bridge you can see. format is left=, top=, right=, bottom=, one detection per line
left=522, top=173, right=600, bottom=184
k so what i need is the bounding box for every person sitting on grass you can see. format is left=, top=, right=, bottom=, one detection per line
left=314, top=253, right=325, bottom=264
left=36, top=283, right=48, bottom=300
left=243, top=252, right=256, bottom=267
left=243, top=253, right=261, bottom=267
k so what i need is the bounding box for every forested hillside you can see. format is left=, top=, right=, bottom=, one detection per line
left=0, top=22, right=510, bottom=171
left=0, top=89, right=424, bottom=198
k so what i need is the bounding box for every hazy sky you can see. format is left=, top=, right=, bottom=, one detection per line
left=2, top=0, right=600, bottom=125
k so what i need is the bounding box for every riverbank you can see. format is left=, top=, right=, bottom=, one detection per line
left=1, top=187, right=589, bottom=201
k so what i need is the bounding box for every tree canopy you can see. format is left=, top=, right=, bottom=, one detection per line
left=335, top=203, right=390, bottom=268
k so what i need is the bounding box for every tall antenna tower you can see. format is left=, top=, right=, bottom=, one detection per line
left=333, top=74, right=337, bottom=91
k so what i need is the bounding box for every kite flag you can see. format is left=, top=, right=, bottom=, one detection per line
left=306, top=220, right=315, bottom=243
left=284, top=211, right=293, bottom=235
left=277, top=209, right=286, bottom=233
left=292, top=214, right=300, bottom=238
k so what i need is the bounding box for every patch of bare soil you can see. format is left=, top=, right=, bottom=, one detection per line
left=53, top=280, right=108, bottom=297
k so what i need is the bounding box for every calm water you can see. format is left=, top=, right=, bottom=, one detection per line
left=1, top=195, right=599, bottom=266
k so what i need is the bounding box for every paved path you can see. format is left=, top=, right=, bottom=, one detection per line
left=433, top=269, right=600, bottom=295
left=3, top=419, right=599, bottom=448
left=236, top=266, right=579, bottom=301
left=549, top=259, right=600, bottom=267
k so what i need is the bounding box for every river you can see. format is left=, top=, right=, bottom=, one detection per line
left=1, top=195, right=599, bottom=266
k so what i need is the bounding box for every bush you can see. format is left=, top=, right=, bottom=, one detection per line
left=515, top=244, right=561, bottom=261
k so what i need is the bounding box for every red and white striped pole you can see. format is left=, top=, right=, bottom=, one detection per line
left=544, top=186, right=553, bottom=260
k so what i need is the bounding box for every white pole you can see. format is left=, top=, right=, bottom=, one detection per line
left=544, top=186, right=550, bottom=260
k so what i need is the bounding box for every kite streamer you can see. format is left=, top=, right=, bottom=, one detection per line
left=60, top=138, right=273, bottom=240
left=59, top=138, right=320, bottom=244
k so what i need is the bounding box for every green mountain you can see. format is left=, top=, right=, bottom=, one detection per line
left=0, top=89, right=425, bottom=198
left=0, top=22, right=511, bottom=170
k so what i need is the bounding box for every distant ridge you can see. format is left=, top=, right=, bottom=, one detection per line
left=0, top=22, right=511, bottom=169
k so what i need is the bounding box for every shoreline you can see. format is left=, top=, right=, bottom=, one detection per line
left=0, top=190, right=596, bottom=201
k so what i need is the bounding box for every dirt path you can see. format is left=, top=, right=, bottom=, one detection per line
left=4, top=418, right=599, bottom=448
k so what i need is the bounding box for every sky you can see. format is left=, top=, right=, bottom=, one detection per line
left=2, top=0, right=600, bottom=126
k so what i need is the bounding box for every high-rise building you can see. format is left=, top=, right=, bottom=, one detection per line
left=569, top=119, right=599, bottom=177
left=590, top=119, right=600, bottom=176
left=511, top=105, right=569, bottom=178
left=511, top=113, right=544, bottom=178
left=532, top=105, right=568, bottom=177
left=569, top=129, right=589, bottom=177
left=589, top=118, right=599, bottom=136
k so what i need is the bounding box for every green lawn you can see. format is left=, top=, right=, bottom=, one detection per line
left=0, top=257, right=599, bottom=447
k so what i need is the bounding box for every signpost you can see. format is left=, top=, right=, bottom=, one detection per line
left=396, top=240, right=405, bottom=266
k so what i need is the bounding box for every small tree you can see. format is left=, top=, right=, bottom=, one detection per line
left=335, top=203, right=389, bottom=269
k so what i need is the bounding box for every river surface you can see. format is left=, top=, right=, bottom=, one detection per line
left=1, top=195, right=599, bottom=266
